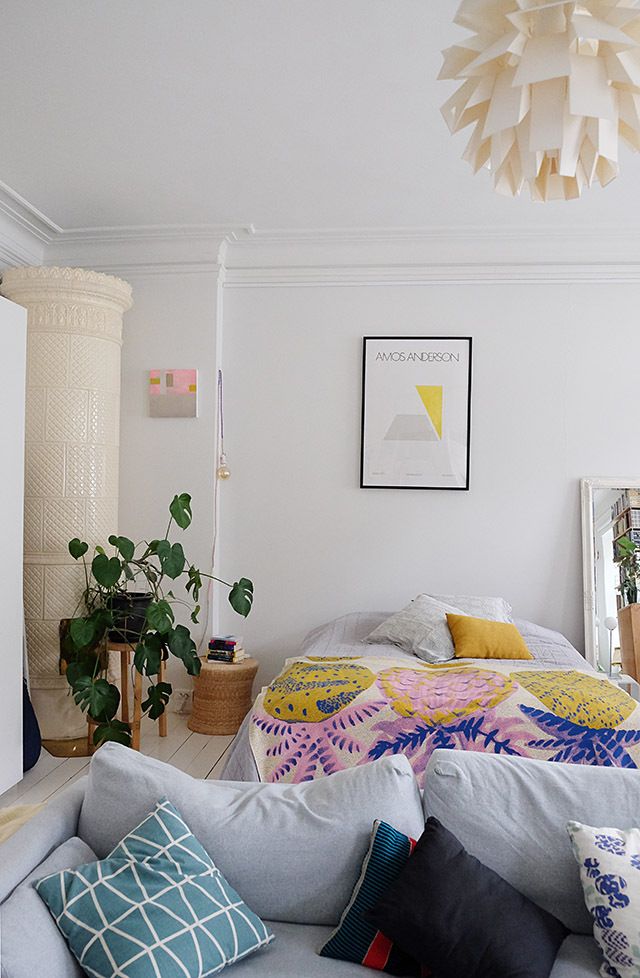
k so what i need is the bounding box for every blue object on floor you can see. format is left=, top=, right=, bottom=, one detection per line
left=23, top=680, right=41, bottom=772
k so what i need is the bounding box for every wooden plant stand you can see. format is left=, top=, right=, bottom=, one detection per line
left=87, top=642, right=167, bottom=753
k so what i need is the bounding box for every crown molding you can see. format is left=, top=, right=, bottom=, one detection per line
left=45, top=226, right=248, bottom=277
left=0, top=227, right=43, bottom=268
left=222, top=225, right=640, bottom=285
left=0, top=180, right=61, bottom=242
left=222, top=262, right=640, bottom=286
left=3, top=178, right=640, bottom=282
left=0, top=181, right=54, bottom=267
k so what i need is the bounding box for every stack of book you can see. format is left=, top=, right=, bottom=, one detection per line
left=207, top=636, right=247, bottom=664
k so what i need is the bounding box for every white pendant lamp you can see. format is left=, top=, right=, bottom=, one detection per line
left=440, top=0, right=640, bottom=201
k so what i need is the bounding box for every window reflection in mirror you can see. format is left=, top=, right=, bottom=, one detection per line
left=591, top=487, right=640, bottom=676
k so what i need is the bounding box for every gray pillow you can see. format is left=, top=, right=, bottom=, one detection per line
left=432, top=594, right=513, bottom=622
left=79, top=743, right=424, bottom=926
left=366, top=593, right=466, bottom=662
left=423, top=748, right=640, bottom=935
left=0, top=836, right=96, bottom=978
left=367, top=593, right=514, bottom=663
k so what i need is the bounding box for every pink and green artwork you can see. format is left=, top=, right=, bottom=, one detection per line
left=149, top=369, right=197, bottom=418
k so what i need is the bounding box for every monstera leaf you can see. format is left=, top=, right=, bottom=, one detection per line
left=145, top=599, right=175, bottom=634
left=169, top=493, right=193, bottom=529
left=142, top=682, right=173, bottom=720
left=72, top=677, right=120, bottom=723
left=67, top=608, right=112, bottom=653
left=68, top=538, right=89, bottom=560
left=229, top=578, right=254, bottom=618
left=91, top=553, right=122, bottom=588
left=134, top=632, right=165, bottom=677
left=156, top=541, right=186, bottom=580
left=167, top=625, right=201, bottom=676
left=93, top=719, right=132, bottom=748
left=108, top=535, right=135, bottom=562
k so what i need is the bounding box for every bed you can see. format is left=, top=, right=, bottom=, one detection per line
left=221, top=612, right=640, bottom=786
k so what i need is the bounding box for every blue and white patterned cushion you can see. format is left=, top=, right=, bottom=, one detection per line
left=568, top=821, right=640, bottom=978
left=36, top=798, right=274, bottom=978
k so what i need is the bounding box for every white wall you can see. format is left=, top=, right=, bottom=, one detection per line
left=118, top=271, right=220, bottom=687
left=220, top=278, right=640, bottom=686
left=0, top=296, right=26, bottom=793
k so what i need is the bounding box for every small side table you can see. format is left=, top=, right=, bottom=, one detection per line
left=87, top=642, right=168, bottom=753
left=188, top=657, right=258, bottom=735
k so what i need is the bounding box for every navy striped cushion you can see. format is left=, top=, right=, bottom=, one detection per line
left=319, top=820, right=421, bottom=976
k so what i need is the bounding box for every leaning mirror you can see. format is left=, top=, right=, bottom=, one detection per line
left=581, top=478, right=640, bottom=678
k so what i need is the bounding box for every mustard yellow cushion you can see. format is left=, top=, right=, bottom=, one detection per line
left=446, top=614, right=533, bottom=660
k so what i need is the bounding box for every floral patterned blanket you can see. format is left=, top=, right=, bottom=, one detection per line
left=247, top=655, right=640, bottom=787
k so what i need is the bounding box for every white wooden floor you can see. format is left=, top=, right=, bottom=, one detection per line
left=0, top=715, right=234, bottom=810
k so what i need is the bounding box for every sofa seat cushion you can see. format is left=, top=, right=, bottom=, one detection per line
left=0, top=836, right=96, bottom=978
left=549, top=936, right=603, bottom=978
left=423, top=749, right=640, bottom=935
left=229, top=922, right=374, bottom=977
left=79, top=743, right=424, bottom=926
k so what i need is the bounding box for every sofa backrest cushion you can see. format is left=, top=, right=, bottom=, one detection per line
left=79, top=743, right=424, bottom=926
left=423, top=749, right=640, bottom=935
left=0, top=778, right=87, bottom=904
left=0, top=836, right=96, bottom=978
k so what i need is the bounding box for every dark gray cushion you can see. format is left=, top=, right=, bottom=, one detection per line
left=79, top=743, right=424, bottom=925
left=424, top=749, right=640, bottom=934
left=0, top=836, right=96, bottom=978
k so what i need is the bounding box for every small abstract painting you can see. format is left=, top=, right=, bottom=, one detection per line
left=149, top=369, right=198, bottom=418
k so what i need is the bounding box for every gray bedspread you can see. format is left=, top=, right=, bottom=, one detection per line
left=221, top=613, right=589, bottom=782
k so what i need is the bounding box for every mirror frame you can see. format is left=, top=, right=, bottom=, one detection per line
left=581, top=477, right=640, bottom=669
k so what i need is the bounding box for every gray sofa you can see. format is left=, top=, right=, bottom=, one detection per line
left=2, top=743, right=639, bottom=978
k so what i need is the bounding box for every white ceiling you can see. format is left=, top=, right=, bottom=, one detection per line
left=3, top=0, right=640, bottom=231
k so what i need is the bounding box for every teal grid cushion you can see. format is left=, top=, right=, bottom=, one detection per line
left=36, top=798, right=274, bottom=978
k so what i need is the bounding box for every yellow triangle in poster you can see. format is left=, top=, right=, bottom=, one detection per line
left=416, top=386, right=443, bottom=439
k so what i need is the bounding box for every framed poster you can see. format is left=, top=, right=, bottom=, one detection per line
left=360, top=336, right=472, bottom=490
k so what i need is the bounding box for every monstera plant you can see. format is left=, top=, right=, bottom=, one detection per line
left=64, top=493, right=253, bottom=748
left=617, top=535, right=640, bottom=606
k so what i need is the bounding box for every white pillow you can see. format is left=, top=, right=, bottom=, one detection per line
left=366, top=594, right=466, bottom=662
left=432, top=594, right=513, bottom=623
left=366, top=593, right=513, bottom=663
left=567, top=820, right=640, bottom=978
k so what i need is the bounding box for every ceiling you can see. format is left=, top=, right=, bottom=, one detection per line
left=3, top=0, right=640, bottom=231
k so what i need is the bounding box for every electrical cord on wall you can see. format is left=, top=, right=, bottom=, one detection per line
left=195, top=368, right=226, bottom=657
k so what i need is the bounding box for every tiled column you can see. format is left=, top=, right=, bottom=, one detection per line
left=1, top=267, right=132, bottom=742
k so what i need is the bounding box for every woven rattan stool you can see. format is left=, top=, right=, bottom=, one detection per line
left=188, top=657, right=258, bottom=735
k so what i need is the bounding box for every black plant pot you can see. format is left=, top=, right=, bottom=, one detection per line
left=108, top=592, right=153, bottom=644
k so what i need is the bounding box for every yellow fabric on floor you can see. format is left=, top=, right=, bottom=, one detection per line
left=0, top=803, right=44, bottom=844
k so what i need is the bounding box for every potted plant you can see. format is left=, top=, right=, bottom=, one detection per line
left=64, top=492, right=253, bottom=749
left=616, top=535, right=640, bottom=681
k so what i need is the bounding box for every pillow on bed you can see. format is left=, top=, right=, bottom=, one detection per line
left=366, top=594, right=513, bottom=663
left=366, top=594, right=466, bottom=662
left=447, top=614, right=533, bottom=660
left=433, top=594, right=513, bottom=623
